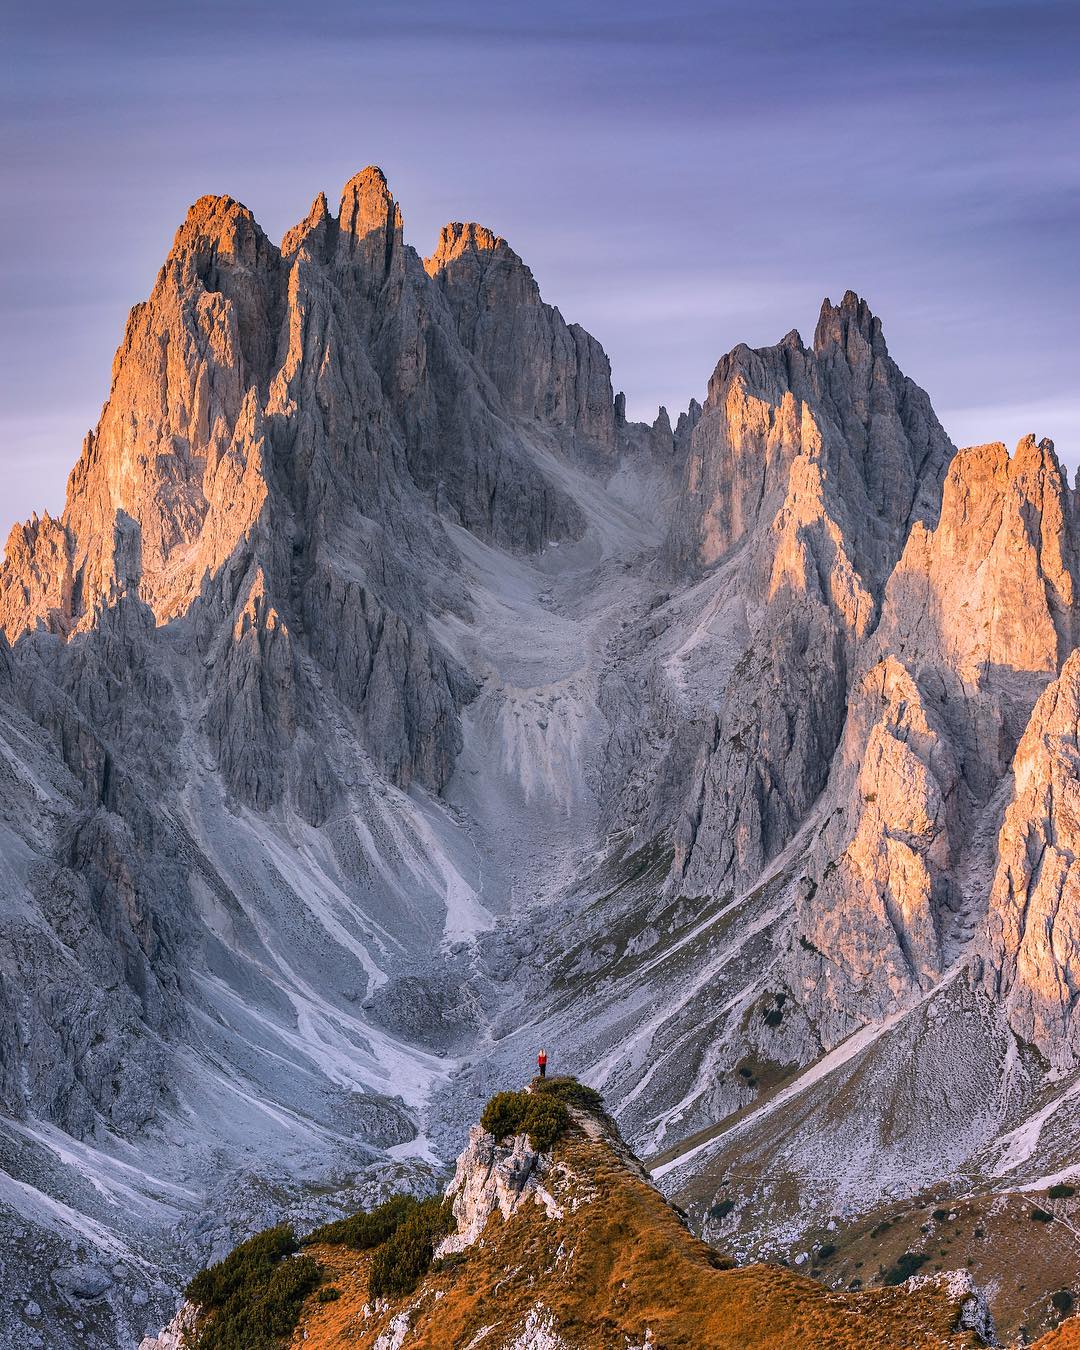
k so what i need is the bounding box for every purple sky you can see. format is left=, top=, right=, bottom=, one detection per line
left=2, top=0, right=1077, bottom=541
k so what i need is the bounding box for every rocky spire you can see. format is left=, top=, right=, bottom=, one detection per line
left=425, top=219, right=617, bottom=453
left=335, top=165, right=404, bottom=279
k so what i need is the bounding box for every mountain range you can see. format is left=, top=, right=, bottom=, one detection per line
left=0, top=166, right=1077, bottom=1347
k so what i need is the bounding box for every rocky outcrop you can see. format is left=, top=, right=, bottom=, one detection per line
left=425, top=222, right=616, bottom=455
left=668, top=292, right=952, bottom=582
left=670, top=295, right=952, bottom=898
left=435, top=1124, right=547, bottom=1257
left=793, top=656, right=960, bottom=1041
left=985, top=649, right=1080, bottom=1067
left=138, top=1301, right=195, bottom=1350
left=793, top=437, right=1080, bottom=1041
left=904, top=1270, right=997, bottom=1345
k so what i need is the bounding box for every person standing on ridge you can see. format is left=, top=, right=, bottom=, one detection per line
left=537, top=1049, right=548, bottom=1079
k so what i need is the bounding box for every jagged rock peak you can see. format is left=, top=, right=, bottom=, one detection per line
left=336, top=163, right=403, bottom=244
left=166, top=193, right=271, bottom=271
left=426, top=219, right=508, bottom=270
left=423, top=219, right=542, bottom=307
left=280, top=190, right=330, bottom=255
left=813, top=288, right=884, bottom=355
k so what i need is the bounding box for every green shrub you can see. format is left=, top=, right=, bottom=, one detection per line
left=184, top=1224, right=320, bottom=1350
left=480, top=1090, right=570, bottom=1152
left=817, top=1243, right=836, bottom=1261
left=1052, top=1290, right=1074, bottom=1315
left=531, top=1075, right=605, bottom=1115
left=368, top=1198, right=454, bottom=1301
left=480, top=1091, right=530, bottom=1141
left=315, top=1286, right=341, bottom=1303
left=523, top=1094, right=569, bottom=1150
left=305, top=1194, right=418, bottom=1250
left=1049, top=1184, right=1076, bottom=1200
left=709, top=1199, right=735, bottom=1221
left=1031, top=1208, right=1055, bottom=1223
left=882, top=1251, right=929, bottom=1285
left=931, top=1208, right=947, bottom=1221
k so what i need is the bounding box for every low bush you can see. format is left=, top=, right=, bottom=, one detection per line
left=1052, top=1290, right=1074, bottom=1315
left=305, top=1194, right=418, bottom=1250
left=185, top=1224, right=320, bottom=1350
left=480, top=1091, right=529, bottom=1141
left=882, top=1251, right=929, bottom=1285
left=368, top=1198, right=454, bottom=1301
left=1030, top=1208, right=1055, bottom=1223
left=523, top=1094, right=570, bottom=1150
left=1049, top=1184, right=1076, bottom=1200
left=531, top=1075, right=605, bottom=1115
left=817, top=1243, right=836, bottom=1261
left=315, top=1286, right=341, bottom=1303
left=480, top=1090, right=570, bottom=1152
left=709, top=1199, right=735, bottom=1221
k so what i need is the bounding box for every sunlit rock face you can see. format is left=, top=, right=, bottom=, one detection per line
left=1, top=165, right=1079, bottom=1348
left=986, top=648, right=1080, bottom=1068
left=668, top=293, right=954, bottom=901
left=792, top=435, right=1080, bottom=1044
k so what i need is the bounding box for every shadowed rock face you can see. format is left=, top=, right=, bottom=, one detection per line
left=1, top=167, right=1078, bottom=1348
left=425, top=221, right=617, bottom=455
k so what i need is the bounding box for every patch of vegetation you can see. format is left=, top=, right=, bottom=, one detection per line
left=817, top=1243, right=836, bottom=1261
left=530, top=1075, right=605, bottom=1115
left=481, top=1089, right=570, bottom=1151
left=315, top=1286, right=341, bottom=1303
left=1049, top=1183, right=1076, bottom=1200
left=1052, top=1290, right=1074, bottom=1315
left=763, top=1008, right=784, bottom=1027
left=1030, top=1207, right=1055, bottom=1223
left=709, top=1199, right=735, bottom=1221
left=305, top=1193, right=418, bottom=1250
left=368, top=1198, right=454, bottom=1301
left=881, top=1251, right=930, bottom=1285
left=185, top=1224, right=321, bottom=1350
left=931, top=1208, right=947, bottom=1221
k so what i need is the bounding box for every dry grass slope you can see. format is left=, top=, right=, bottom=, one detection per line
left=286, top=1110, right=988, bottom=1349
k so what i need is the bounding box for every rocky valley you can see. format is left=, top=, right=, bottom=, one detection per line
left=0, top=167, right=1077, bottom=1347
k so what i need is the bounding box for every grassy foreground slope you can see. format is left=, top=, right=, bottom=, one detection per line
left=267, top=1085, right=993, bottom=1349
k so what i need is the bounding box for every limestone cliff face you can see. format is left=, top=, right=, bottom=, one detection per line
left=670, top=294, right=953, bottom=899
left=0, top=169, right=647, bottom=1348
left=668, top=292, right=951, bottom=582
left=425, top=222, right=616, bottom=455
left=985, top=649, right=1080, bottom=1067
left=0, top=168, right=601, bottom=808
left=794, top=436, right=1080, bottom=1042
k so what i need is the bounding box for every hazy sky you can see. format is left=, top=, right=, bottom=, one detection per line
left=2, top=0, right=1077, bottom=539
